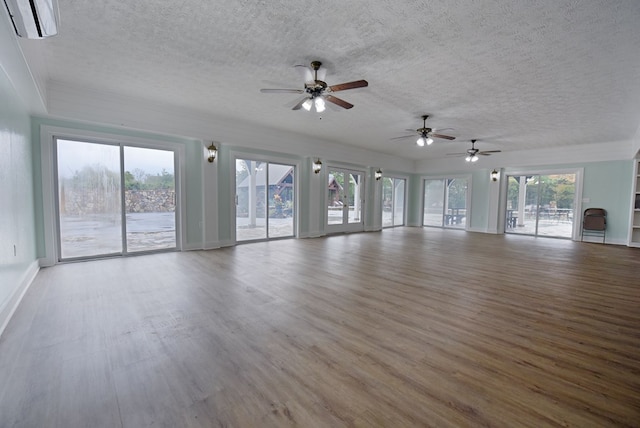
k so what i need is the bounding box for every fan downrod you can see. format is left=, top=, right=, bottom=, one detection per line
left=306, top=61, right=327, bottom=94
left=418, top=115, right=431, bottom=134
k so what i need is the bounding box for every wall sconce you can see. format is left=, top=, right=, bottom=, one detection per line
left=491, top=169, right=499, bottom=181
left=375, top=169, right=382, bottom=180
left=313, top=158, right=322, bottom=174
left=207, top=143, right=217, bottom=163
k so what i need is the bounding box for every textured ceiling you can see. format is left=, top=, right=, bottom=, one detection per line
left=26, top=0, right=640, bottom=159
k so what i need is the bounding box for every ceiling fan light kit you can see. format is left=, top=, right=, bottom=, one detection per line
left=301, top=96, right=325, bottom=113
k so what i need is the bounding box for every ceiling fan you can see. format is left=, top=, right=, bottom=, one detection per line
left=391, top=115, right=455, bottom=146
left=260, top=61, right=368, bottom=112
left=447, top=140, right=501, bottom=162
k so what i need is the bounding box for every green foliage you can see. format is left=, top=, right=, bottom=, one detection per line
left=507, top=174, right=575, bottom=210
left=124, top=168, right=174, bottom=190
left=447, top=179, right=467, bottom=209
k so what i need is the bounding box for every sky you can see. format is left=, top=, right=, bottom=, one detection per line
left=56, top=139, right=174, bottom=178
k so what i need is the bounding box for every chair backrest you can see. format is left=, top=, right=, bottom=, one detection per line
left=583, top=208, right=606, bottom=231
left=584, top=208, right=606, bottom=217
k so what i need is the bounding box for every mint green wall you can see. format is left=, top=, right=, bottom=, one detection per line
left=298, top=158, right=311, bottom=234
left=406, top=173, right=422, bottom=226
left=470, top=170, right=490, bottom=230
left=216, top=144, right=233, bottom=243
left=582, top=160, right=632, bottom=242
left=0, top=65, right=36, bottom=310
left=30, top=117, right=203, bottom=256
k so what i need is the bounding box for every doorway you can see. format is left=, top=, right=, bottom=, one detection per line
left=235, top=159, right=296, bottom=242
left=505, top=173, right=577, bottom=238
left=326, top=168, right=365, bottom=233
left=55, top=139, right=177, bottom=260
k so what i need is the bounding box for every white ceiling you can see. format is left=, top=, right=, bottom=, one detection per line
left=20, top=0, right=640, bottom=160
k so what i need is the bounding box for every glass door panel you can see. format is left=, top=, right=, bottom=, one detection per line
left=382, top=178, right=393, bottom=227
left=537, top=174, right=575, bottom=238
left=236, top=159, right=267, bottom=241
left=383, top=177, right=406, bottom=228
left=423, top=179, right=445, bottom=226
left=446, top=178, right=467, bottom=229
left=267, top=163, right=295, bottom=239
left=328, top=168, right=346, bottom=225
left=57, top=140, right=122, bottom=259
left=123, top=146, right=176, bottom=252
left=393, top=179, right=405, bottom=226
left=347, top=172, right=363, bottom=224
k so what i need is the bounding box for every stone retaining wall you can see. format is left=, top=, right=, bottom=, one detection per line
left=60, top=189, right=175, bottom=215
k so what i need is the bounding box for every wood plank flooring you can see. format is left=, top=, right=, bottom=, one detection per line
left=0, top=228, right=639, bottom=427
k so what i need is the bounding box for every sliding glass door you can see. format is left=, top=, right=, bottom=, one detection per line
left=423, top=177, right=469, bottom=229
left=235, top=159, right=295, bottom=242
left=56, top=139, right=177, bottom=260
left=382, top=177, right=406, bottom=228
left=505, top=173, right=576, bottom=238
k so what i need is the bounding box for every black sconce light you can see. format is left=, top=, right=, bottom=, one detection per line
left=207, top=143, right=218, bottom=163
left=313, top=159, right=322, bottom=174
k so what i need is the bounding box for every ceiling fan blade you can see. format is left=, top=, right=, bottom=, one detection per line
left=260, top=88, right=304, bottom=94
left=479, top=150, right=502, bottom=155
left=294, top=65, right=314, bottom=85
left=329, top=80, right=369, bottom=92
left=390, top=135, right=415, bottom=141
left=325, top=95, right=354, bottom=109
left=292, top=97, right=309, bottom=110
left=430, top=133, right=456, bottom=140
left=446, top=153, right=466, bottom=156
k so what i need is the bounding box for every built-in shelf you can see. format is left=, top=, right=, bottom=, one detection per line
left=630, top=159, right=640, bottom=247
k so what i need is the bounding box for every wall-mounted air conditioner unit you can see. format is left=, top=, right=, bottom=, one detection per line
left=3, top=0, right=59, bottom=38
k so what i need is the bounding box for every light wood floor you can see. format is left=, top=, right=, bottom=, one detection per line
left=0, top=228, right=639, bottom=427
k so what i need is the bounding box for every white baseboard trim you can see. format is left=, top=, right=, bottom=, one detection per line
left=182, top=242, right=203, bottom=251
left=202, top=241, right=223, bottom=250
left=467, top=227, right=488, bottom=233
left=579, top=237, right=627, bottom=246
left=0, top=260, right=39, bottom=338
left=299, top=230, right=325, bottom=239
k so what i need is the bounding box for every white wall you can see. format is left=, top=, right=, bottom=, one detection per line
left=0, top=12, right=41, bottom=335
